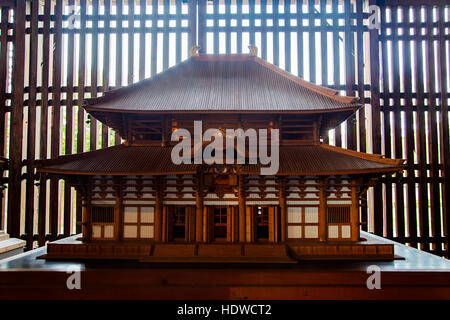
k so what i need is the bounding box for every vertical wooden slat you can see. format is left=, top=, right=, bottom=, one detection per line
left=213, top=0, right=219, bottom=53
left=414, top=5, right=429, bottom=251
left=128, top=0, right=135, bottom=83
left=49, top=0, right=62, bottom=240
left=392, top=5, right=405, bottom=242
left=249, top=0, right=255, bottom=52
left=370, top=0, right=383, bottom=234
left=114, top=0, right=123, bottom=145
left=139, top=0, right=146, bottom=79
left=0, top=6, right=8, bottom=231
left=380, top=5, right=393, bottom=238
left=162, top=0, right=169, bottom=69
left=103, top=0, right=111, bottom=148
left=296, top=0, right=303, bottom=78
left=437, top=4, right=450, bottom=258
left=402, top=5, right=417, bottom=248
left=355, top=0, right=367, bottom=235
left=65, top=0, right=75, bottom=234
left=261, top=0, right=267, bottom=60
left=7, top=0, right=25, bottom=238
left=90, top=0, right=98, bottom=151
left=332, top=0, right=340, bottom=146
left=116, top=0, right=123, bottom=86
left=369, top=0, right=382, bottom=235
left=150, top=0, right=157, bottom=74
left=356, top=0, right=365, bottom=152
left=198, top=0, right=207, bottom=54
left=189, top=0, right=197, bottom=49
left=225, top=0, right=231, bottom=53
left=64, top=0, right=76, bottom=237
left=75, top=0, right=87, bottom=235
left=425, top=5, right=441, bottom=255
left=0, top=7, right=8, bottom=156
left=273, top=0, right=279, bottom=66
left=319, top=0, right=326, bottom=85
left=307, top=0, right=314, bottom=81
left=236, top=0, right=242, bottom=54
left=344, top=0, right=356, bottom=150
left=25, top=0, right=39, bottom=248
left=38, top=0, right=52, bottom=245
left=284, top=0, right=291, bottom=72
left=175, top=0, right=181, bottom=63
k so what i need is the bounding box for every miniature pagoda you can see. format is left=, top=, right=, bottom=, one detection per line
left=37, top=51, right=403, bottom=262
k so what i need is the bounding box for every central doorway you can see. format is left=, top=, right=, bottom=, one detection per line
left=251, top=206, right=279, bottom=242
left=166, top=206, right=194, bottom=242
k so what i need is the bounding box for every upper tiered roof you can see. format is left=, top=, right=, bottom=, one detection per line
left=85, top=54, right=360, bottom=114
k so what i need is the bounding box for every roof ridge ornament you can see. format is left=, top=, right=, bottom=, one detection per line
left=248, top=44, right=258, bottom=57
left=190, top=45, right=200, bottom=57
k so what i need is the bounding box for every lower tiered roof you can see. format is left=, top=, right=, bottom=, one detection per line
left=36, top=144, right=403, bottom=176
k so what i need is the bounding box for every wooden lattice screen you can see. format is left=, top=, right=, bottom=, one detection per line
left=0, top=0, right=448, bottom=257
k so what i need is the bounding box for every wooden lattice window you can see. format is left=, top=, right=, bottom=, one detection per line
left=327, top=206, right=351, bottom=224
left=91, top=206, right=114, bottom=223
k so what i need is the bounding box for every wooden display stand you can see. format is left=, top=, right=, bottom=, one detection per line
left=0, top=232, right=449, bottom=300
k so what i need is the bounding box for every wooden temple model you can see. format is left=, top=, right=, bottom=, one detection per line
left=38, top=53, right=403, bottom=262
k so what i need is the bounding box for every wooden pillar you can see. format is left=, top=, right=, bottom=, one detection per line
left=202, top=206, right=208, bottom=242
left=115, top=192, right=122, bottom=241
left=238, top=174, right=246, bottom=242
left=226, top=206, right=232, bottom=242
left=268, top=206, right=275, bottom=242
left=278, top=177, right=287, bottom=242
left=245, top=206, right=252, bottom=242
left=113, top=176, right=123, bottom=241
left=350, top=179, right=360, bottom=242
left=82, top=181, right=93, bottom=241
left=154, top=176, right=163, bottom=241
left=319, top=178, right=327, bottom=242
left=232, top=206, right=238, bottom=242
left=195, top=170, right=204, bottom=242
left=162, top=206, right=168, bottom=242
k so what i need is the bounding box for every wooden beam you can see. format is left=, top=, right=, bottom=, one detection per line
left=0, top=0, right=14, bottom=8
